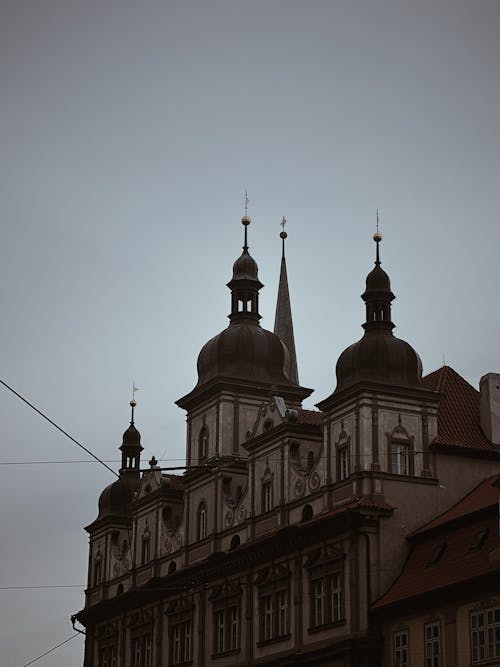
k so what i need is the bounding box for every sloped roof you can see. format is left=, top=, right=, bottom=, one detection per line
left=372, top=475, right=500, bottom=610
left=413, top=474, right=500, bottom=534
left=422, top=365, right=495, bottom=452
left=297, top=408, right=323, bottom=426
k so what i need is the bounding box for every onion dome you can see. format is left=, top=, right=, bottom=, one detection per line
left=335, top=230, right=422, bottom=392
left=96, top=400, right=142, bottom=520
left=195, top=214, right=297, bottom=388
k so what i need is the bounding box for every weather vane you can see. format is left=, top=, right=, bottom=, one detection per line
left=244, top=190, right=250, bottom=217
left=376, top=208, right=380, bottom=235
left=132, top=382, right=139, bottom=403
left=281, top=216, right=287, bottom=232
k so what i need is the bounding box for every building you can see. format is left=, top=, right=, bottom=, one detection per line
left=73, top=214, right=500, bottom=667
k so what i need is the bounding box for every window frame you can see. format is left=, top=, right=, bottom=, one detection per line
left=197, top=501, right=208, bottom=541
left=424, top=621, right=441, bottom=667
left=471, top=606, right=500, bottom=663
left=393, top=629, right=409, bottom=667
left=255, top=564, right=291, bottom=646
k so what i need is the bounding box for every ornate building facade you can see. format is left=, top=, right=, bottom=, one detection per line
left=73, top=215, right=500, bottom=667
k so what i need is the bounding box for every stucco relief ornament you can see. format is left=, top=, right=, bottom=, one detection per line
left=113, top=563, right=120, bottom=578
left=175, top=531, right=184, bottom=550
left=309, top=471, right=321, bottom=491
left=224, top=509, right=234, bottom=528
left=237, top=505, right=247, bottom=521
left=164, top=536, right=172, bottom=554
left=294, top=478, right=305, bottom=498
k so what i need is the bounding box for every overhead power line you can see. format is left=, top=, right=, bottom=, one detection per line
left=0, top=379, right=118, bottom=478
left=22, top=632, right=82, bottom=667
left=0, top=584, right=84, bottom=590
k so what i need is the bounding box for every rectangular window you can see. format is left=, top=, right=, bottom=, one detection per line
left=391, top=442, right=409, bottom=475
left=132, top=632, right=151, bottom=667
left=394, top=630, right=409, bottom=667
left=425, top=623, right=440, bottom=667
left=339, top=447, right=349, bottom=480
left=171, top=620, right=193, bottom=665
left=214, top=604, right=240, bottom=654
left=141, top=537, right=151, bottom=565
left=259, top=590, right=289, bottom=642
left=471, top=607, right=500, bottom=663
left=311, top=572, right=343, bottom=628
left=99, top=645, right=117, bottom=667
left=263, top=481, right=273, bottom=513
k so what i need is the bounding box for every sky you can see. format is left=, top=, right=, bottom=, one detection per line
left=0, top=1, right=499, bottom=665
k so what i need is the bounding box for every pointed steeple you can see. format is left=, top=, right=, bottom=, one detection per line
left=274, top=217, right=299, bottom=384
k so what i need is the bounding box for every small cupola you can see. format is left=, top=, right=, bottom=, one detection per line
left=119, top=399, right=143, bottom=475
left=334, top=225, right=422, bottom=392
left=227, top=215, right=263, bottom=323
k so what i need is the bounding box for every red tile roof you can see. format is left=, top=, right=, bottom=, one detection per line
left=422, top=365, right=495, bottom=452
left=372, top=475, right=500, bottom=610
left=413, top=474, right=500, bottom=534
left=297, top=408, right=323, bottom=426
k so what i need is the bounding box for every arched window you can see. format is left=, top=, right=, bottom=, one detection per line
left=168, top=560, right=177, bottom=574
left=301, top=504, right=314, bottom=522
left=141, top=532, right=151, bottom=565
left=198, top=501, right=208, bottom=541
left=198, top=427, right=209, bottom=461
left=116, top=583, right=124, bottom=596
left=229, top=534, right=241, bottom=551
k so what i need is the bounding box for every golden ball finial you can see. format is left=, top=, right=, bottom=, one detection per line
left=241, top=215, right=251, bottom=226
left=280, top=231, right=287, bottom=239
left=373, top=231, right=382, bottom=243
left=130, top=399, right=137, bottom=408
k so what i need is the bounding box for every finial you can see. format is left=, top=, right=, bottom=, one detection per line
left=373, top=209, right=382, bottom=265
left=241, top=190, right=251, bottom=250
left=130, top=382, right=139, bottom=423
left=280, top=216, right=288, bottom=259
left=149, top=455, right=158, bottom=469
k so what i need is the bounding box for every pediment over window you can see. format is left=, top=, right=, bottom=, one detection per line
left=304, top=543, right=344, bottom=569
left=128, top=608, right=155, bottom=628
left=95, top=621, right=119, bottom=639
left=166, top=596, right=195, bottom=616
left=209, top=579, right=241, bottom=602
left=254, top=562, right=290, bottom=587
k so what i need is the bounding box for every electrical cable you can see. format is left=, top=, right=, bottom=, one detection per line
left=0, top=585, right=85, bottom=590
left=21, top=632, right=81, bottom=667
left=0, top=379, right=118, bottom=478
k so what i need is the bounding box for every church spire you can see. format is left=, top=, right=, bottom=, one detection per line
left=274, top=217, right=299, bottom=384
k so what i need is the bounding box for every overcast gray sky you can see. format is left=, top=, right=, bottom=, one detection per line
left=1, top=1, right=499, bottom=665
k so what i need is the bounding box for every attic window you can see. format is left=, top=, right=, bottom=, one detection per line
left=263, top=418, right=274, bottom=432
left=469, top=528, right=489, bottom=551
left=426, top=542, right=446, bottom=566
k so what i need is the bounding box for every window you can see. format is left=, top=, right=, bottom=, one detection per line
left=198, top=427, right=208, bottom=461
left=255, top=564, right=291, bottom=644
left=471, top=606, right=500, bottom=663
left=338, top=446, right=349, bottom=480
left=171, top=620, right=192, bottom=665
left=425, top=623, right=441, bottom=667
left=301, top=505, right=313, bottom=522
left=391, top=441, right=410, bottom=476
left=99, top=644, right=117, bottom=667
left=198, top=502, right=207, bottom=541
left=311, top=573, right=343, bottom=628
left=141, top=534, right=151, bottom=565
left=394, top=630, right=409, bottom=667
left=93, top=557, right=102, bottom=587
left=262, top=481, right=273, bottom=513
left=214, top=603, right=240, bottom=654
left=259, top=590, right=289, bottom=642
left=132, top=630, right=152, bottom=667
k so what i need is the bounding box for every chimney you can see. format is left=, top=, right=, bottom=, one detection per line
left=479, top=373, right=500, bottom=445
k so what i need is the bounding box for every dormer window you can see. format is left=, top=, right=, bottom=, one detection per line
left=198, top=427, right=209, bottom=461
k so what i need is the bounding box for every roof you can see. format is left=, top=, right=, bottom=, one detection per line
left=413, top=474, right=500, bottom=534
left=372, top=476, right=500, bottom=610
left=422, top=365, right=495, bottom=452
left=162, top=474, right=185, bottom=491
left=297, top=408, right=323, bottom=426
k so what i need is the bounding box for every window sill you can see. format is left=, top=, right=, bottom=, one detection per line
left=257, top=633, right=291, bottom=647
left=307, top=619, right=346, bottom=634
left=211, top=648, right=241, bottom=659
